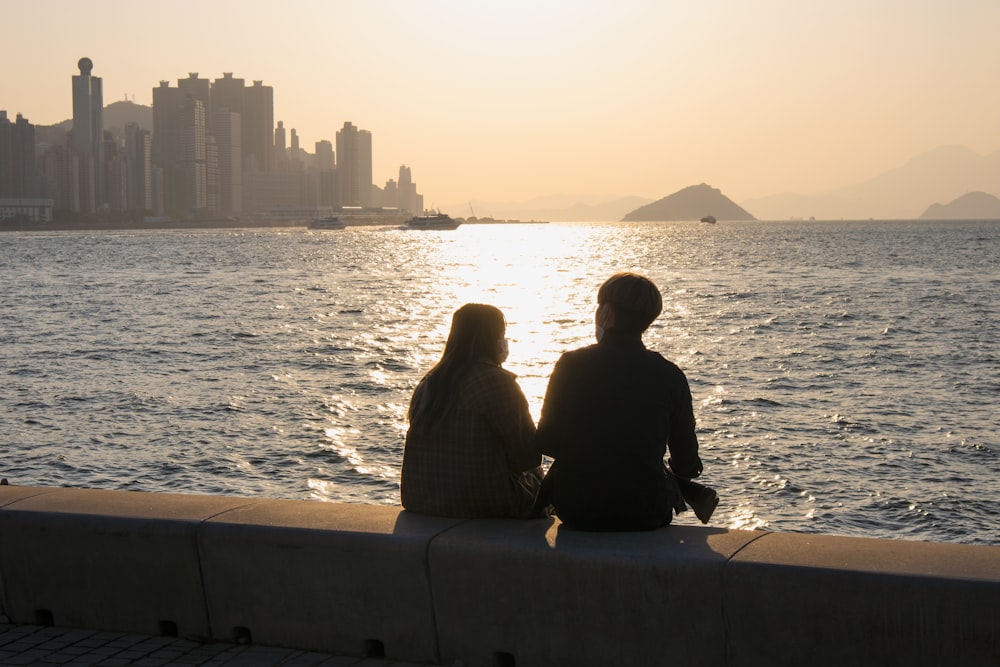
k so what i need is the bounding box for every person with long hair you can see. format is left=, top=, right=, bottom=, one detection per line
left=401, top=303, right=544, bottom=518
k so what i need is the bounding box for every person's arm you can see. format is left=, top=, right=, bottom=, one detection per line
left=485, top=371, right=541, bottom=473
left=665, top=373, right=703, bottom=479
left=535, top=354, right=573, bottom=459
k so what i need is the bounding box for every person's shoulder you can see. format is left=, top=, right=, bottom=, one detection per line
left=467, top=360, right=518, bottom=383
left=559, top=343, right=600, bottom=362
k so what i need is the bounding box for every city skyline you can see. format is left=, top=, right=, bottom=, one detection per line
left=3, top=1, right=1000, bottom=206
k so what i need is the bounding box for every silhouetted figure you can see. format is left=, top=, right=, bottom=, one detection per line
left=402, top=304, right=544, bottom=518
left=535, top=272, right=717, bottom=530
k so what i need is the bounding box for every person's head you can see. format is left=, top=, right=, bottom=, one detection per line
left=596, top=272, right=663, bottom=336
left=442, top=303, right=508, bottom=366
left=409, top=303, right=507, bottom=428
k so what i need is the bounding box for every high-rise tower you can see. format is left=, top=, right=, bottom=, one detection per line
left=71, top=57, right=104, bottom=212
left=243, top=80, right=274, bottom=173
left=336, top=122, right=373, bottom=208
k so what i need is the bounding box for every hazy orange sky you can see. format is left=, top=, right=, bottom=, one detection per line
left=5, top=1, right=999, bottom=207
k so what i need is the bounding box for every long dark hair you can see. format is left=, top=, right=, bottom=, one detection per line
left=408, top=303, right=506, bottom=430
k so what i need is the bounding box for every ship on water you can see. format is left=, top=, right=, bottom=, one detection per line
left=336, top=206, right=411, bottom=227
left=403, top=212, right=461, bottom=230
left=309, top=215, right=345, bottom=230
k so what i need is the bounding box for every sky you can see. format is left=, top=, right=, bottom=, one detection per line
left=4, top=0, right=999, bottom=207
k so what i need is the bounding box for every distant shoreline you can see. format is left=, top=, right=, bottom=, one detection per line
left=2, top=218, right=997, bottom=233
left=0, top=219, right=304, bottom=233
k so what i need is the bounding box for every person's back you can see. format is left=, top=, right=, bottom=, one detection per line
left=401, top=303, right=543, bottom=519
left=403, top=359, right=540, bottom=518
left=535, top=273, right=707, bottom=531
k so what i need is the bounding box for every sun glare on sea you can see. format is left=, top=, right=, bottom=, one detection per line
left=430, top=224, right=600, bottom=416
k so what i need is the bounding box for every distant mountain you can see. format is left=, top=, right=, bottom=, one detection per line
left=51, top=100, right=152, bottom=139
left=622, top=183, right=755, bottom=221
left=743, top=146, right=1000, bottom=220
left=920, top=191, right=1000, bottom=220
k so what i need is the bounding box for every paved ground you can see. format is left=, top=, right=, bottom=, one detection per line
left=0, top=624, right=444, bottom=666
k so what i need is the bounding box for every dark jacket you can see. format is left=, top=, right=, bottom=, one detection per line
left=535, top=329, right=702, bottom=530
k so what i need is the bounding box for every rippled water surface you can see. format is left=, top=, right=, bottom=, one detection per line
left=2, top=220, right=997, bottom=545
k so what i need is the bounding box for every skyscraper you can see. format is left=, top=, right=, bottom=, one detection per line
left=243, top=80, right=274, bottom=173
left=0, top=111, right=38, bottom=198
left=314, top=140, right=334, bottom=171
left=180, top=94, right=207, bottom=212
left=336, top=122, right=373, bottom=208
left=71, top=57, right=104, bottom=212
left=210, top=111, right=242, bottom=215
left=178, top=73, right=210, bottom=114
left=123, top=122, right=152, bottom=211
left=275, top=120, right=286, bottom=166
left=152, top=81, right=184, bottom=214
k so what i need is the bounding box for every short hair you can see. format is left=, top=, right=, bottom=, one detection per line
left=597, top=272, right=663, bottom=334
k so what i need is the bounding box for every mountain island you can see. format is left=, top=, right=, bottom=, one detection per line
left=920, top=191, right=1000, bottom=220
left=622, top=183, right=756, bottom=222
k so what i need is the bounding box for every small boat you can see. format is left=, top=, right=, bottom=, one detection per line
left=310, top=215, right=345, bottom=230
left=700, top=215, right=717, bottom=224
left=403, top=213, right=461, bottom=230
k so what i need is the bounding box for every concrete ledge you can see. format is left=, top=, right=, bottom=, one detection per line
left=2, top=485, right=999, bottom=667
left=428, top=519, right=761, bottom=667
left=199, top=499, right=462, bottom=662
left=0, top=486, right=254, bottom=637
left=725, top=531, right=1000, bottom=667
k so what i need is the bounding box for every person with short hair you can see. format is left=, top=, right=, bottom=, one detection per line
left=535, top=272, right=714, bottom=530
left=402, top=303, right=544, bottom=518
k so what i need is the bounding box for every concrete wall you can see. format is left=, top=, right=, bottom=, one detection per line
left=1, top=485, right=997, bottom=666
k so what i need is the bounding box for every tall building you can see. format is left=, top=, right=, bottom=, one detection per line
left=396, top=165, right=422, bottom=214
left=39, top=144, right=81, bottom=212
left=71, top=57, right=104, bottom=212
left=243, top=80, right=274, bottom=173
left=210, top=73, right=244, bottom=117
left=336, top=121, right=373, bottom=207
left=180, top=94, right=207, bottom=212
left=314, top=140, right=334, bottom=171
left=274, top=120, right=286, bottom=166
left=123, top=122, right=153, bottom=211
left=211, top=73, right=274, bottom=176
left=152, top=80, right=183, bottom=212
left=0, top=111, right=38, bottom=198
left=289, top=128, right=300, bottom=168
left=210, top=111, right=242, bottom=215
left=178, top=73, right=210, bottom=114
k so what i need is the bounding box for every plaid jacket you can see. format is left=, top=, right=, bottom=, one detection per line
left=401, top=361, right=543, bottom=518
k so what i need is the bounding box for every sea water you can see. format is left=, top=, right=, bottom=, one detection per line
left=1, top=220, right=997, bottom=545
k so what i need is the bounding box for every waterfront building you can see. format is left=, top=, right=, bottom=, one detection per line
left=180, top=94, right=208, bottom=213
left=289, top=128, right=301, bottom=168
left=210, top=111, right=242, bottom=216
left=123, top=122, right=153, bottom=211
left=275, top=120, right=286, bottom=167
left=38, top=145, right=80, bottom=212
left=397, top=165, right=422, bottom=214
left=243, top=170, right=312, bottom=213
left=152, top=80, right=183, bottom=212
left=336, top=121, right=373, bottom=208
left=211, top=74, right=274, bottom=175
left=0, top=198, right=54, bottom=223
left=209, top=73, right=244, bottom=119
left=314, top=140, right=334, bottom=171
left=153, top=78, right=211, bottom=215
left=71, top=57, right=104, bottom=212
left=0, top=111, right=38, bottom=199
left=243, top=80, right=275, bottom=173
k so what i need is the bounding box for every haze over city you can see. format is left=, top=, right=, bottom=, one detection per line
left=4, top=0, right=1000, bottom=207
